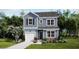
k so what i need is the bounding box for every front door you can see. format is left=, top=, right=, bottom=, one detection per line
left=38, top=30, right=43, bottom=39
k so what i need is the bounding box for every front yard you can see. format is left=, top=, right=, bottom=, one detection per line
left=26, top=37, right=79, bottom=49
left=0, top=38, right=16, bottom=48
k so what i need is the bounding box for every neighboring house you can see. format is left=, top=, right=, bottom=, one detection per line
left=23, top=12, right=59, bottom=43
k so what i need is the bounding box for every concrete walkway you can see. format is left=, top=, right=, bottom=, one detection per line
left=7, top=42, right=33, bottom=49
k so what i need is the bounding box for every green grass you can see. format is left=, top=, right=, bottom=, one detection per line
left=0, top=38, right=16, bottom=48
left=26, top=38, right=79, bottom=49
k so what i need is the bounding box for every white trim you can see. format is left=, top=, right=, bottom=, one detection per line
left=46, top=30, right=55, bottom=38
left=24, top=27, right=38, bottom=29
left=43, top=28, right=59, bottom=31
left=28, top=17, right=33, bottom=26
left=31, top=12, right=39, bottom=17
left=39, top=19, right=43, bottom=24
left=46, top=19, right=55, bottom=26
left=39, top=16, right=58, bottom=18
left=24, top=12, right=39, bottom=17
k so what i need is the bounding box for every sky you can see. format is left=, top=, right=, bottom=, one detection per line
left=0, top=9, right=57, bottom=17
left=0, top=9, right=79, bottom=17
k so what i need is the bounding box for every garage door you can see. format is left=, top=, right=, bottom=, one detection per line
left=25, top=32, right=35, bottom=43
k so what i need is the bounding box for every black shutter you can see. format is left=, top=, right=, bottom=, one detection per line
left=26, top=19, right=28, bottom=25
left=33, top=19, right=34, bottom=25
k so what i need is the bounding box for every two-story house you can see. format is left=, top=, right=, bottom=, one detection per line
left=23, top=12, right=59, bottom=43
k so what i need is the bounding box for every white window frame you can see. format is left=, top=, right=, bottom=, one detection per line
left=28, top=17, right=33, bottom=25
left=46, top=30, right=55, bottom=38
left=46, top=18, right=55, bottom=26
left=47, top=20, right=50, bottom=26
left=51, top=31, right=54, bottom=37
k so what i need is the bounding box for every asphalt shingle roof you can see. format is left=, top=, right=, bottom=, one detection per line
left=35, top=12, right=59, bottom=17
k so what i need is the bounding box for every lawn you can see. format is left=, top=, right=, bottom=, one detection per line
left=26, top=37, right=79, bottom=49
left=0, top=38, right=16, bottom=48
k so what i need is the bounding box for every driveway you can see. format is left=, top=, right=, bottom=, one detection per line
left=7, top=41, right=33, bottom=49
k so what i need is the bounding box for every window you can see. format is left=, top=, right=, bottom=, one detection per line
left=47, top=19, right=54, bottom=26
left=51, top=20, right=54, bottom=25
left=29, top=19, right=33, bottom=24
left=47, top=20, right=50, bottom=25
left=51, top=31, right=54, bottom=37
left=47, top=31, right=54, bottom=37
left=47, top=31, right=50, bottom=37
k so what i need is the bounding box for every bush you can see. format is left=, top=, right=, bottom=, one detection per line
left=58, top=40, right=62, bottom=43
left=60, top=36, right=63, bottom=40
left=33, top=37, right=38, bottom=43
left=33, top=40, right=37, bottom=43
left=42, top=38, right=47, bottom=44
left=53, top=39, right=57, bottom=43
left=42, top=41, right=47, bottom=44
left=47, top=38, right=52, bottom=43
left=34, top=37, right=38, bottom=40
left=42, top=38, right=47, bottom=41
left=19, top=34, right=25, bottom=41
left=58, top=39, right=67, bottom=43
left=18, top=39, right=22, bottom=43
left=62, top=40, right=67, bottom=43
left=5, top=39, right=13, bottom=42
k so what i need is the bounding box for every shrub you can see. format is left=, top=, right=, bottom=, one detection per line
left=58, top=39, right=67, bottom=43
left=19, top=34, right=25, bottom=41
left=60, top=36, right=63, bottom=40
left=18, top=39, right=22, bottom=43
left=58, top=40, right=62, bottom=43
left=42, top=38, right=47, bottom=44
left=34, top=37, right=38, bottom=40
left=53, top=39, right=57, bottom=43
left=47, top=38, right=52, bottom=43
left=33, top=37, right=38, bottom=43
left=62, top=40, right=67, bottom=43
left=5, top=39, right=13, bottom=42
left=33, top=40, right=37, bottom=43
left=42, top=38, right=47, bottom=41
left=42, top=41, right=47, bottom=44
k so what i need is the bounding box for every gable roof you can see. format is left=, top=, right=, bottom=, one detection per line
left=24, top=12, right=38, bottom=17
left=35, top=12, right=59, bottom=17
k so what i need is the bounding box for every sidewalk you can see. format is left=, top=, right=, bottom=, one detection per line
left=7, top=42, right=32, bottom=49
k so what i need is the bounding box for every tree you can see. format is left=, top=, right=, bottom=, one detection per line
left=0, top=20, right=8, bottom=38
left=58, top=15, right=65, bottom=32
left=3, top=15, right=23, bottom=26
left=70, top=13, right=79, bottom=36
left=58, top=10, right=70, bottom=37
left=58, top=9, right=77, bottom=37
left=65, top=18, right=76, bottom=36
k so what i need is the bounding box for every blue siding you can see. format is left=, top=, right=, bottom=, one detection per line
left=24, top=12, right=38, bottom=27
left=23, top=12, right=59, bottom=39
left=38, top=17, right=58, bottom=28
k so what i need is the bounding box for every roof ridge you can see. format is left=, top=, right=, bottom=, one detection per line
left=35, top=12, right=59, bottom=17
left=35, top=11, right=57, bottom=13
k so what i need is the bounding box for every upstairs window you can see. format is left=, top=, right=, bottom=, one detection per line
left=51, top=20, right=54, bottom=25
left=47, top=19, right=54, bottom=26
left=29, top=19, right=33, bottom=24
left=47, top=20, right=50, bottom=25
left=27, top=17, right=34, bottom=25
